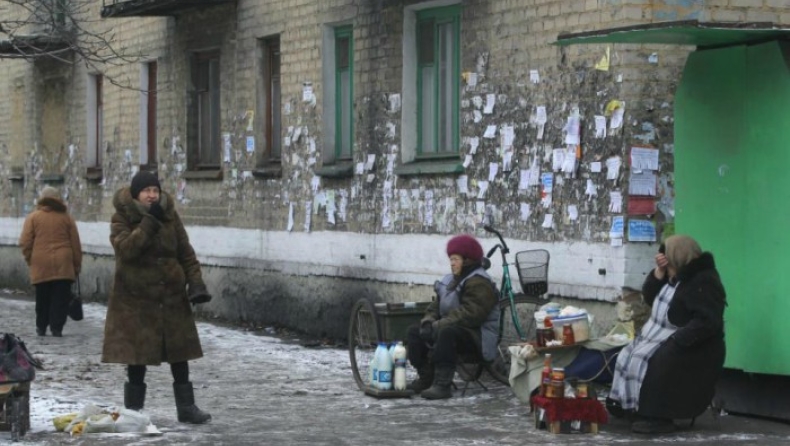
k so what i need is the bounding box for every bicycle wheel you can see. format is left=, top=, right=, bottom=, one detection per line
left=348, top=298, right=382, bottom=391
left=490, top=295, right=545, bottom=386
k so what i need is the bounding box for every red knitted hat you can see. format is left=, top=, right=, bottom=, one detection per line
left=446, top=234, right=484, bottom=262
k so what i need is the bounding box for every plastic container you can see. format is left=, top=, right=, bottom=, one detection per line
left=550, top=313, right=590, bottom=343
left=375, top=342, right=393, bottom=390
left=392, top=342, right=407, bottom=391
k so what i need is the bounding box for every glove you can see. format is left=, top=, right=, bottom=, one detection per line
left=148, top=201, right=165, bottom=221
left=188, top=284, right=213, bottom=305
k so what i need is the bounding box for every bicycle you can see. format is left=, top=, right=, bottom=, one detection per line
left=477, top=225, right=550, bottom=384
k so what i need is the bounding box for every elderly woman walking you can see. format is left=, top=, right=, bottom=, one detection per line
left=19, top=186, right=82, bottom=337
left=607, top=235, right=727, bottom=434
left=103, top=171, right=212, bottom=424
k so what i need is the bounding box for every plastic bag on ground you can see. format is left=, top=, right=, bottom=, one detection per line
left=83, top=413, right=117, bottom=433
left=114, top=408, right=151, bottom=433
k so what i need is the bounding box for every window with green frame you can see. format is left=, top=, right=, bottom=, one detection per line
left=335, top=26, right=353, bottom=160
left=417, top=5, right=460, bottom=157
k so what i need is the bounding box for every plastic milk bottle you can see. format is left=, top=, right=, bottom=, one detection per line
left=369, top=355, right=377, bottom=386
left=392, top=341, right=407, bottom=391
left=375, top=342, right=393, bottom=390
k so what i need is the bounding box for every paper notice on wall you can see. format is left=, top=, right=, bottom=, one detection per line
left=530, top=69, right=540, bottom=84
left=467, top=72, right=477, bottom=87
left=529, top=159, right=541, bottom=186
left=287, top=202, right=294, bottom=232
left=568, top=205, right=578, bottom=221
left=355, top=162, right=364, bottom=175
left=469, top=137, right=480, bottom=154
left=628, top=219, right=657, bottom=242
left=477, top=181, right=489, bottom=199
left=302, top=82, right=313, bottom=102
left=365, top=154, right=376, bottom=171
left=606, top=156, right=621, bottom=180
left=630, top=147, right=659, bottom=171
left=246, top=110, right=254, bottom=131
left=610, top=215, right=624, bottom=239
left=484, top=94, right=496, bottom=114
left=628, top=171, right=657, bottom=196
left=503, top=150, right=513, bottom=172
left=520, top=203, right=531, bottom=221
left=223, top=133, right=231, bottom=162
left=488, top=163, right=499, bottom=182
left=457, top=175, right=469, bottom=195
left=246, top=136, right=255, bottom=153
left=609, top=191, right=623, bottom=213
left=541, top=172, right=554, bottom=194
left=591, top=161, right=602, bottom=173
left=501, top=125, right=515, bottom=148
left=388, top=93, right=401, bottom=113
left=562, top=149, right=577, bottom=174
left=484, top=125, right=497, bottom=139
left=564, top=114, right=581, bottom=145
left=311, top=176, right=321, bottom=193
left=595, top=115, right=607, bottom=138
left=339, top=191, right=348, bottom=222
left=541, top=214, right=553, bottom=229
left=535, top=106, right=547, bottom=139
left=474, top=110, right=482, bottom=123
left=552, top=149, right=565, bottom=172
left=585, top=179, right=597, bottom=199
left=425, top=190, right=434, bottom=226
left=326, top=190, right=337, bottom=225
left=463, top=154, right=473, bottom=168
left=519, top=169, right=530, bottom=190
left=304, top=201, right=312, bottom=232
left=610, top=104, right=625, bottom=129
left=386, top=154, right=395, bottom=174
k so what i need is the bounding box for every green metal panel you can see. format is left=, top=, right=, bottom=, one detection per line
left=676, top=42, right=790, bottom=374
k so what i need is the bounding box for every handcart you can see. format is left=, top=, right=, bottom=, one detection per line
left=0, top=381, right=30, bottom=442
left=348, top=299, right=430, bottom=397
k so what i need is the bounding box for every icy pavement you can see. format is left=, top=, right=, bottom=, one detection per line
left=1, top=291, right=789, bottom=445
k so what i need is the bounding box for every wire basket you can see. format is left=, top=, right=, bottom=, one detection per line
left=515, top=249, right=550, bottom=296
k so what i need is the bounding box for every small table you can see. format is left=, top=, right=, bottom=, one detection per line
left=531, top=395, right=608, bottom=434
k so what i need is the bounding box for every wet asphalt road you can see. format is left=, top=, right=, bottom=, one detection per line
left=1, top=289, right=789, bottom=445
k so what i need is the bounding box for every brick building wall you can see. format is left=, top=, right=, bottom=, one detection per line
left=1, top=0, right=784, bottom=338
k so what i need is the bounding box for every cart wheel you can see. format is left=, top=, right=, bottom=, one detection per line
left=349, top=298, right=382, bottom=391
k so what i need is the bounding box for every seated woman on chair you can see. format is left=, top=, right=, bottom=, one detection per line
left=607, top=235, right=727, bottom=434
left=405, top=234, right=499, bottom=400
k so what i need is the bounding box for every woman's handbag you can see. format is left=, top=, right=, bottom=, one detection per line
left=0, top=333, right=43, bottom=382
left=68, top=278, right=84, bottom=321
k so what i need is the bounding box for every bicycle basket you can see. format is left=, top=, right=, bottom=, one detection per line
left=515, top=249, right=549, bottom=296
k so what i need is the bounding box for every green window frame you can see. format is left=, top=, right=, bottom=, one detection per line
left=335, top=26, right=354, bottom=160
left=417, top=5, right=460, bottom=157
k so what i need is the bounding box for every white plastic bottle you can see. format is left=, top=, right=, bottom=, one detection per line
left=392, top=341, right=407, bottom=391
left=368, top=355, right=377, bottom=386
left=375, top=342, right=393, bottom=390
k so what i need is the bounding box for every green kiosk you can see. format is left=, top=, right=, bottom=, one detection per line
left=558, top=21, right=790, bottom=420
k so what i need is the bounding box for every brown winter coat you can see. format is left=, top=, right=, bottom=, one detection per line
left=18, top=197, right=82, bottom=285
left=102, top=188, right=206, bottom=365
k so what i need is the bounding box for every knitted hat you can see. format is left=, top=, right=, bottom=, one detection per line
left=446, top=234, right=484, bottom=262
left=130, top=171, right=161, bottom=199
left=39, top=186, right=60, bottom=200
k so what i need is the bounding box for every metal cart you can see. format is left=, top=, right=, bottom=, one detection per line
left=348, top=299, right=430, bottom=397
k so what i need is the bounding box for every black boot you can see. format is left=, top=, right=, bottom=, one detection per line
left=407, top=364, right=434, bottom=394
left=421, top=366, right=455, bottom=400
left=124, top=382, right=146, bottom=411
left=173, top=382, right=211, bottom=424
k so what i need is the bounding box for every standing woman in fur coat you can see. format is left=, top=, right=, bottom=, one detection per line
left=102, top=171, right=212, bottom=424
left=19, top=186, right=82, bottom=337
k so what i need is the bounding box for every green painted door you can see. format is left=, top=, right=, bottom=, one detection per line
left=676, top=41, right=790, bottom=374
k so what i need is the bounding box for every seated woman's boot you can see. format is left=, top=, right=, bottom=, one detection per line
left=173, top=382, right=211, bottom=424
left=407, top=364, right=434, bottom=394
left=421, top=366, right=455, bottom=400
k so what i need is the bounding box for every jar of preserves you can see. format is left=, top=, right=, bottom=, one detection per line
left=551, top=367, right=565, bottom=382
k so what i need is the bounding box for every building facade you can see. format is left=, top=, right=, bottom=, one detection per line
left=0, top=0, right=777, bottom=338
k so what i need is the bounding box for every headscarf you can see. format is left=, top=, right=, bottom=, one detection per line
left=39, top=186, right=60, bottom=199
left=664, top=235, right=702, bottom=271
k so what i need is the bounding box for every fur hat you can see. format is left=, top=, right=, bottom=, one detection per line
left=446, top=234, right=484, bottom=262
left=39, top=186, right=60, bottom=200
left=130, top=171, right=161, bottom=199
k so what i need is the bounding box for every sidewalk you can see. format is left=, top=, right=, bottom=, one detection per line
left=1, top=289, right=789, bottom=445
